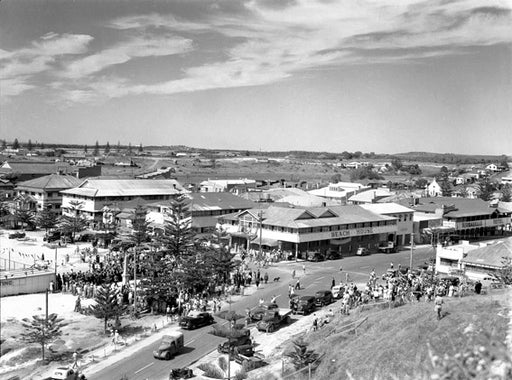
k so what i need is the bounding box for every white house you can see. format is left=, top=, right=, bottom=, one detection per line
left=485, top=164, right=499, bottom=172
left=427, top=179, right=442, bottom=197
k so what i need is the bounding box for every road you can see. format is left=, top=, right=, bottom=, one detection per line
left=92, top=245, right=436, bottom=379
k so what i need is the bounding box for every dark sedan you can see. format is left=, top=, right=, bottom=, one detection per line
left=314, top=290, right=333, bottom=307
left=179, top=311, right=214, bottom=330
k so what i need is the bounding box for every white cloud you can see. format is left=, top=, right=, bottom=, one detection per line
left=62, top=35, right=192, bottom=79
left=0, top=33, right=93, bottom=98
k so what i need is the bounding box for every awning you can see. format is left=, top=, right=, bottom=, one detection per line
left=250, top=237, right=279, bottom=247
left=330, top=238, right=351, bottom=246
left=423, top=226, right=456, bottom=234
left=230, top=231, right=251, bottom=238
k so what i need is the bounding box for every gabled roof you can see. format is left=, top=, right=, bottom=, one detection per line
left=61, top=179, right=186, bottom=197
left=409, top=197, right=498, bottom=217
left=462, top=238, right=512, bottom=268
left=16, top=174, right=82, bottom=190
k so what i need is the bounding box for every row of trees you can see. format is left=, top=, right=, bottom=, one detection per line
left=85, top=141, right=143, bottom=156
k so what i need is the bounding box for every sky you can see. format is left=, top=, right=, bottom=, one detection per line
left=1, top=0, right=511, bottom=155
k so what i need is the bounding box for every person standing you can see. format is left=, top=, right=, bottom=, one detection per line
left=302, top=264, right=306, bottom=275
left=474, top=280, right=482, bottom=295
left=434, top=294, right=444, bottom=320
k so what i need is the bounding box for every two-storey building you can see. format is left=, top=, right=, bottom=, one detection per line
left=218, top=204, right=397, bottom=258
left=60, top=179, right=187, bottom=227
left=15, top=174, right=83, bottom=215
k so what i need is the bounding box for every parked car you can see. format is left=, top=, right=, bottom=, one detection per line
left=356, top=247, right=369, bottom=256
left=8, top=232, right=26, bottom=239
left=314, top=290, right=333, bottom=307
left=249, top=302, right=279, bottom=321
left=295, top=296, right=316, bottom=315
left=325, top=250, right=342, bottom=260
left=217, top=334, right=253, bottom=354
left=153, top=332, right=185, bottom=360
left=43, top=231, right=61, bottom=242
left=169, top=367, right=194, bottom=380
left=307, top=251, right=325, bottom=262
left=179, top=311, right=214, bottom=330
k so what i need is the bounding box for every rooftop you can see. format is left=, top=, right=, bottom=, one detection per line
left=461, top=238, right=512, bottom=268
left=187, top=192, right=255, bottom=211
left=360, top=202, right=414, bottom=215
left=60, top=179, right=187, bottom=197
left=16, top=173, right=82, bottom=190
left=0, top=160, right=70, bottom=175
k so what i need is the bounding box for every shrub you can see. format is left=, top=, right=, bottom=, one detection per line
left=198, top=363, right=225, bottom=379
left=218, top=356, right=228, bottom=372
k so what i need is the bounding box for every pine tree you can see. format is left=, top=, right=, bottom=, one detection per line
left=36, top=207, right=58, bottom=234
left=104, top=141, right=110, bottom=155
left=116, top=141, right=121, bottom=153
left=1, top=139, right=6, bottom=150
left=138, top=143, right=143, bottom=153
left=127, top=143, right=133, bottom=155
left=27, top=139, right=33, bottom=151
left=84, top=144, right=88, bottom=154
left=58, top=201, right=87, bottom=241
left=159, top=195, right=194, bottom=260
left=40, top=142, right=45, bottom=149
left=204, top=229, right=237, bottom=285
left=90, top=285, right=127, bottom=333
left=477, top=177, right=495, bottom=201
left=93, top=141, right=99, bottom=156
left=21, top=313, right=67, bottom=360
left=12, top=138, right=19, bottom=150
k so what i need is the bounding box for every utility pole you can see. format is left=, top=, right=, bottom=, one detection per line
left=133, top=247, right=137, bottom=318
left=409, top=234, right=414, bottom=269
left=43, top=288, right=49, bottom=360
left=54, top=247, right=58, bottom=275
left=258, top=210, right=263, bottom=260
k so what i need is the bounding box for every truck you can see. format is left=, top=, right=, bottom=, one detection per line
left=153, top=331, right=185, bottom=360
left=378, top=242, right=396, bottom=253
left=256, top=309, right=292, bottom=333
left=233, top=350, right=267, bottom=371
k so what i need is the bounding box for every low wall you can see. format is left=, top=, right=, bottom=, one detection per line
left=0, top=269, right=56, bottom=297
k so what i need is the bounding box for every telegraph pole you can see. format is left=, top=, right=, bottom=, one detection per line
left=258, top=210, right=263, bottom=259
left=409, top=234, right=414, bottom=269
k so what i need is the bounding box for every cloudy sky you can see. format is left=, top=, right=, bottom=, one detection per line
left=1, top=0, right=511, bottom=155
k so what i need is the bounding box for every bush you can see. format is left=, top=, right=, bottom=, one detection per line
left=218, top=356, right=228, bottom=372
left=198, top=363, right=225, bottom=379
left=234, top=369, right=247, bottom=380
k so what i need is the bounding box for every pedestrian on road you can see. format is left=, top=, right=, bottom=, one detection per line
left=331, top=277, right=335, bottom=289
left=312, top=314, right=318, bottom=331
left=302, top=264, right=306, bottom=274
left=295, top=279, right=301, bottom=290
left=264, top=272, right=269, bottom=284
left=292, top=269, right=296, bottom=279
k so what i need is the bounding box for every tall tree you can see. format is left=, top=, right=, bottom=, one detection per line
left=138, top=143, right=143, bottom=153
left=439, top=178, right=452, bottom=197
left=104, top=142, right=110, bottom=155
left=1, top=139, right=6, bottom=150
left=21, top=313, right=67, bottom=360
left=116, top=141, right=121, bottom=153
left=477, top=177, right=494, bottom=201
left=204, top=229, right=238, bottom=285
left=39, top=142, right=45, bottom=149
left=15, top=209, right=35, bottom=230
left=90, top=285, right=127, bottom=333
left=93, top=141, right=99, bottom=156
left=284, top=338, right=320, bottom=370
left=127, top=143, right=133, bottom=155
left=84, top=144, right=88, bottom=154
left=58, top=201, right=87, bottom=241
left=159, top=195, right=194, bottom=260
left=12, top=138, right=19, bottom=150
left=501, top=184, right=511, bottom=202
left=36, top=207, right=58, bottom=234
left=27, top=139, right=33, bottom=151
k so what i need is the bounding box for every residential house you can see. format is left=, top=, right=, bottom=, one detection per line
left=199, top=179, right=256, bottom=193
left=427, top=179, right=442, bottom=197
left=0, top=160, right=71, bottom=182
left=348, top=189, right=394, bottom=205
left=308, top=182, right=368, bottom=204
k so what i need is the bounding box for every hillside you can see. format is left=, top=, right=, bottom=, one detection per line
left=256, top=290, right=510, bottom=380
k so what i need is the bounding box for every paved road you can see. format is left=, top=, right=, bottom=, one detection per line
left=92, top=246, right=436, bottom=379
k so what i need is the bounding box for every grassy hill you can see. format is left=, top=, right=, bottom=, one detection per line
left=268, top=290, right=510, bottom=380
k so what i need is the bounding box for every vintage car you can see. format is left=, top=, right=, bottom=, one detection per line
left=356, top=247, right=369, bottom=256
left=179, top=311, right=214, bottom=330
left=8, top=232, right=26, bottom=239
left=169, top=367, right=194, bottom=380
left=295, top=296, right=316, bottom=315
left=314, top=290, right=333, bottom=307
left=217, top=334, right=252, bottom=355
left=49, top=367, right=86, bottom=380
left=249, top=302, right=279, bottom=321
left=153, top=332, right=185, bottom=360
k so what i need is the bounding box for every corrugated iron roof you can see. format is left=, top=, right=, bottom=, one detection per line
left=462, top=238, right=512, bottom=268
left=188, top=192, right=255, bottom=211
left=61, top=179, right=186, bottom=197
left=16, top=174, right=82, bottom=190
